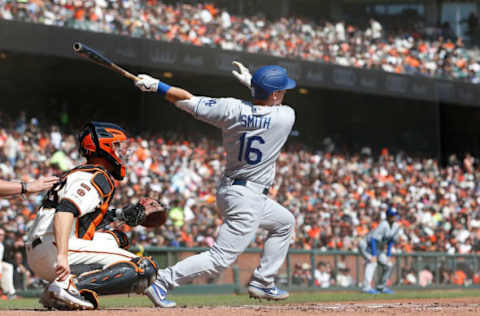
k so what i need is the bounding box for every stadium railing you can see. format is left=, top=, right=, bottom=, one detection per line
left=17, top=247, right=479, bottom=297
left=138, top=247, right=480, bottom=294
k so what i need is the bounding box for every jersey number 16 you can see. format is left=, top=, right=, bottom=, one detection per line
left=238, top=133, right=265, bottom=165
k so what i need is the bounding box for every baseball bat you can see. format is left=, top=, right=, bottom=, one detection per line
left=73, top=42, right=139, bottom=81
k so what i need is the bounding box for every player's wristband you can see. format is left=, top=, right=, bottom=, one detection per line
left=157, top=81, right=171, bottom=96
left=20, top=181, right=27, bottom=194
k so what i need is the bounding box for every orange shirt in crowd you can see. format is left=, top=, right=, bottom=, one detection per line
left=452, top=270, right=466, bottom=285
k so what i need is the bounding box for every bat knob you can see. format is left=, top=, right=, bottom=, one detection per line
left=73, top=42, right=83, bottom=52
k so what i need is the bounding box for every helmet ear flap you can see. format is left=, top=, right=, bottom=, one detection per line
left=79, top=125, right=98, bottom=158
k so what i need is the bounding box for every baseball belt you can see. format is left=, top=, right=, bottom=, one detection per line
left=232, top=179, right=269, bottom=195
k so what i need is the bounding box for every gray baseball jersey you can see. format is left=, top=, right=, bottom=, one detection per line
left=177, top=96, right=295, bottom=186
left=366, top=220, right=401, bottom=248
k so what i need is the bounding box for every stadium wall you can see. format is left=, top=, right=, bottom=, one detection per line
left=1, top=19, right=478, bottom=107
left=1, top=20, right=480, bottom=158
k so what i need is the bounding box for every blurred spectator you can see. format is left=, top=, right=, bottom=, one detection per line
left=292, top=262, right=311, bottom=286
left=401, top=267, right=417, bottom=285
left=169, top=200, right=185, bottom=228
left=314, top=261, right=331, bottom=288
left=418, top=265, right=433, bottom=287
left=336, top=265, right=353, bottom=287
left=1, top=1, right=480, bottom=83
left=0, top=228, right=15, bottom=299
left=452, top=269, right=467, bottom=286
left=1, top=111, right=480, bottom=288
left=12, top=252, right=31, bottom=291
left=439, top=266, right=452, bottom=285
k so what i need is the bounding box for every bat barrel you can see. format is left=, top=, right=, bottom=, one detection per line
left=72, top=41, right=138, bottom=81
left=73, top=42, right=83, bottom=52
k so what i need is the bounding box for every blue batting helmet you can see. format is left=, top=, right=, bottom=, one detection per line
left=251, top=65, right=296, bottom=100
left=386, top=207, right=400, bottom=218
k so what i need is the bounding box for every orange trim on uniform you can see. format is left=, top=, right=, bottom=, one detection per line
left=104, top=260, right=140, bottom=272
left=144, top=256, right=158, bottom=270
left=67, top=249, right=135, bottom=259
left=77, top=269, right=102, bottom=278
left=80, top=201, right=110, bottom=241
left=68, top=277, right=78, bottom=292
left=90, top=171, right=109, bottom=198
left=103, top=231, right=121, bottom=247
left=79, top=167, right=114, bottom=241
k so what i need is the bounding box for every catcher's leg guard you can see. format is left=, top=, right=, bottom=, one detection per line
left=75, top=257, right=157, bottom=295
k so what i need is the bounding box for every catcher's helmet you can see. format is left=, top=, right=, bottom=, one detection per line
left=251, top=65, right=296, bottom=100
left=79, top=121, right=128, bottom=180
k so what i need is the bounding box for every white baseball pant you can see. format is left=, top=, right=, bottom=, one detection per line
left=26, top=232, right=136, bottom=283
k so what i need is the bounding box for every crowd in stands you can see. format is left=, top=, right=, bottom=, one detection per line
left=291, top=257, right=479, bottom=288
left=1, top=111, right=480, bottom=291
left=1, top=0, right=480, bottom=83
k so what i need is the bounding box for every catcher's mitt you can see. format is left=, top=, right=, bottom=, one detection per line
left=120, top=197, right=167, bottom=227
left=137, top=197, right=167, bottom=227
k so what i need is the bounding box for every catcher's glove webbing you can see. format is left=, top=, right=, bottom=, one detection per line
left=120, top=203, right=146, bottom=226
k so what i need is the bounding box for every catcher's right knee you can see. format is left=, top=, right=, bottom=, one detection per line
left=74, top=257, right=157, bottom=295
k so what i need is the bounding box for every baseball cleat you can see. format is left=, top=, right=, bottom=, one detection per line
left=39, top=289, right=70, bottom=310
left=362, top=288, right=380, bottom=295
left=39, top=289, right=58, bottom=309
left=47, top=281, right=94, bottom=310
left=247, top=285, right=289, bottom=300
left=145, top=281, right=176, bottom=308
left=379, top=287, right=395, bottom=294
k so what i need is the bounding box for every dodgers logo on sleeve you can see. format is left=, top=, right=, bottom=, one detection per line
left=202, top=99, right=217, bottom=107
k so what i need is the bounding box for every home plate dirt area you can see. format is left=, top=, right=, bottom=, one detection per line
left=2, top=298, right=480, bottom=316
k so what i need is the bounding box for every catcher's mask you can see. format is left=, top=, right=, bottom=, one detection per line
left=79, top=121, right=128, bottom=180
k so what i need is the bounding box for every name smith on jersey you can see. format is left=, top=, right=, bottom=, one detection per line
left=240, top=114, right=272, bottom=129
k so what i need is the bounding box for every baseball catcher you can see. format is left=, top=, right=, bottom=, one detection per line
left=25, top=122, right=168, bottom=310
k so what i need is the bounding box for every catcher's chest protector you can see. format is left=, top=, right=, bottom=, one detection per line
left=74, top=257, right=158, bottom=295
left=42, top=164, right=116, bottom=240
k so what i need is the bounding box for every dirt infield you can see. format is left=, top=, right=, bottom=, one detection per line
left=2, top=297, right=479, bottom=316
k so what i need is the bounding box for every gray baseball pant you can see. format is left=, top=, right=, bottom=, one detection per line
left=358, top=239, right=393, bottom=290
left=157, top=184, right=295, bottom=290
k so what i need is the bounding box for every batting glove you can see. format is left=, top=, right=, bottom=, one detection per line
left=135, top=74, right=159, bottom=92
left=232, top=61, right=253, bottom=94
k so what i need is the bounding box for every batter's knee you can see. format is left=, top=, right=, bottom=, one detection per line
left=279, top=211, right=295, bottom=235
left=208, top=248, right=237, bottom=272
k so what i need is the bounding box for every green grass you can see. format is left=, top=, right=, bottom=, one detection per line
left=2, top=289, right=480, bottom=310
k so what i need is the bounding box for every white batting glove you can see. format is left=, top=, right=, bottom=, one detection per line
left=135, top=74, right=159, bottom=92
left=232, top=61, right=253, bottom=92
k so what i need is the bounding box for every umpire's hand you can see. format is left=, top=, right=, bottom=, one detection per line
left=27, top=176, right=59, bottom=193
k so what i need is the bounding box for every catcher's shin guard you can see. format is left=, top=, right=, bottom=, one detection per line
left=74, top=257, right=157, bottom=295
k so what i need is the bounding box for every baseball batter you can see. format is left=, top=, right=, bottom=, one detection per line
left=358, top=208, right=401, bottom=294
left=134, top=62, right=296, bottom=304
left=26, top=122, right=168, bottom=310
